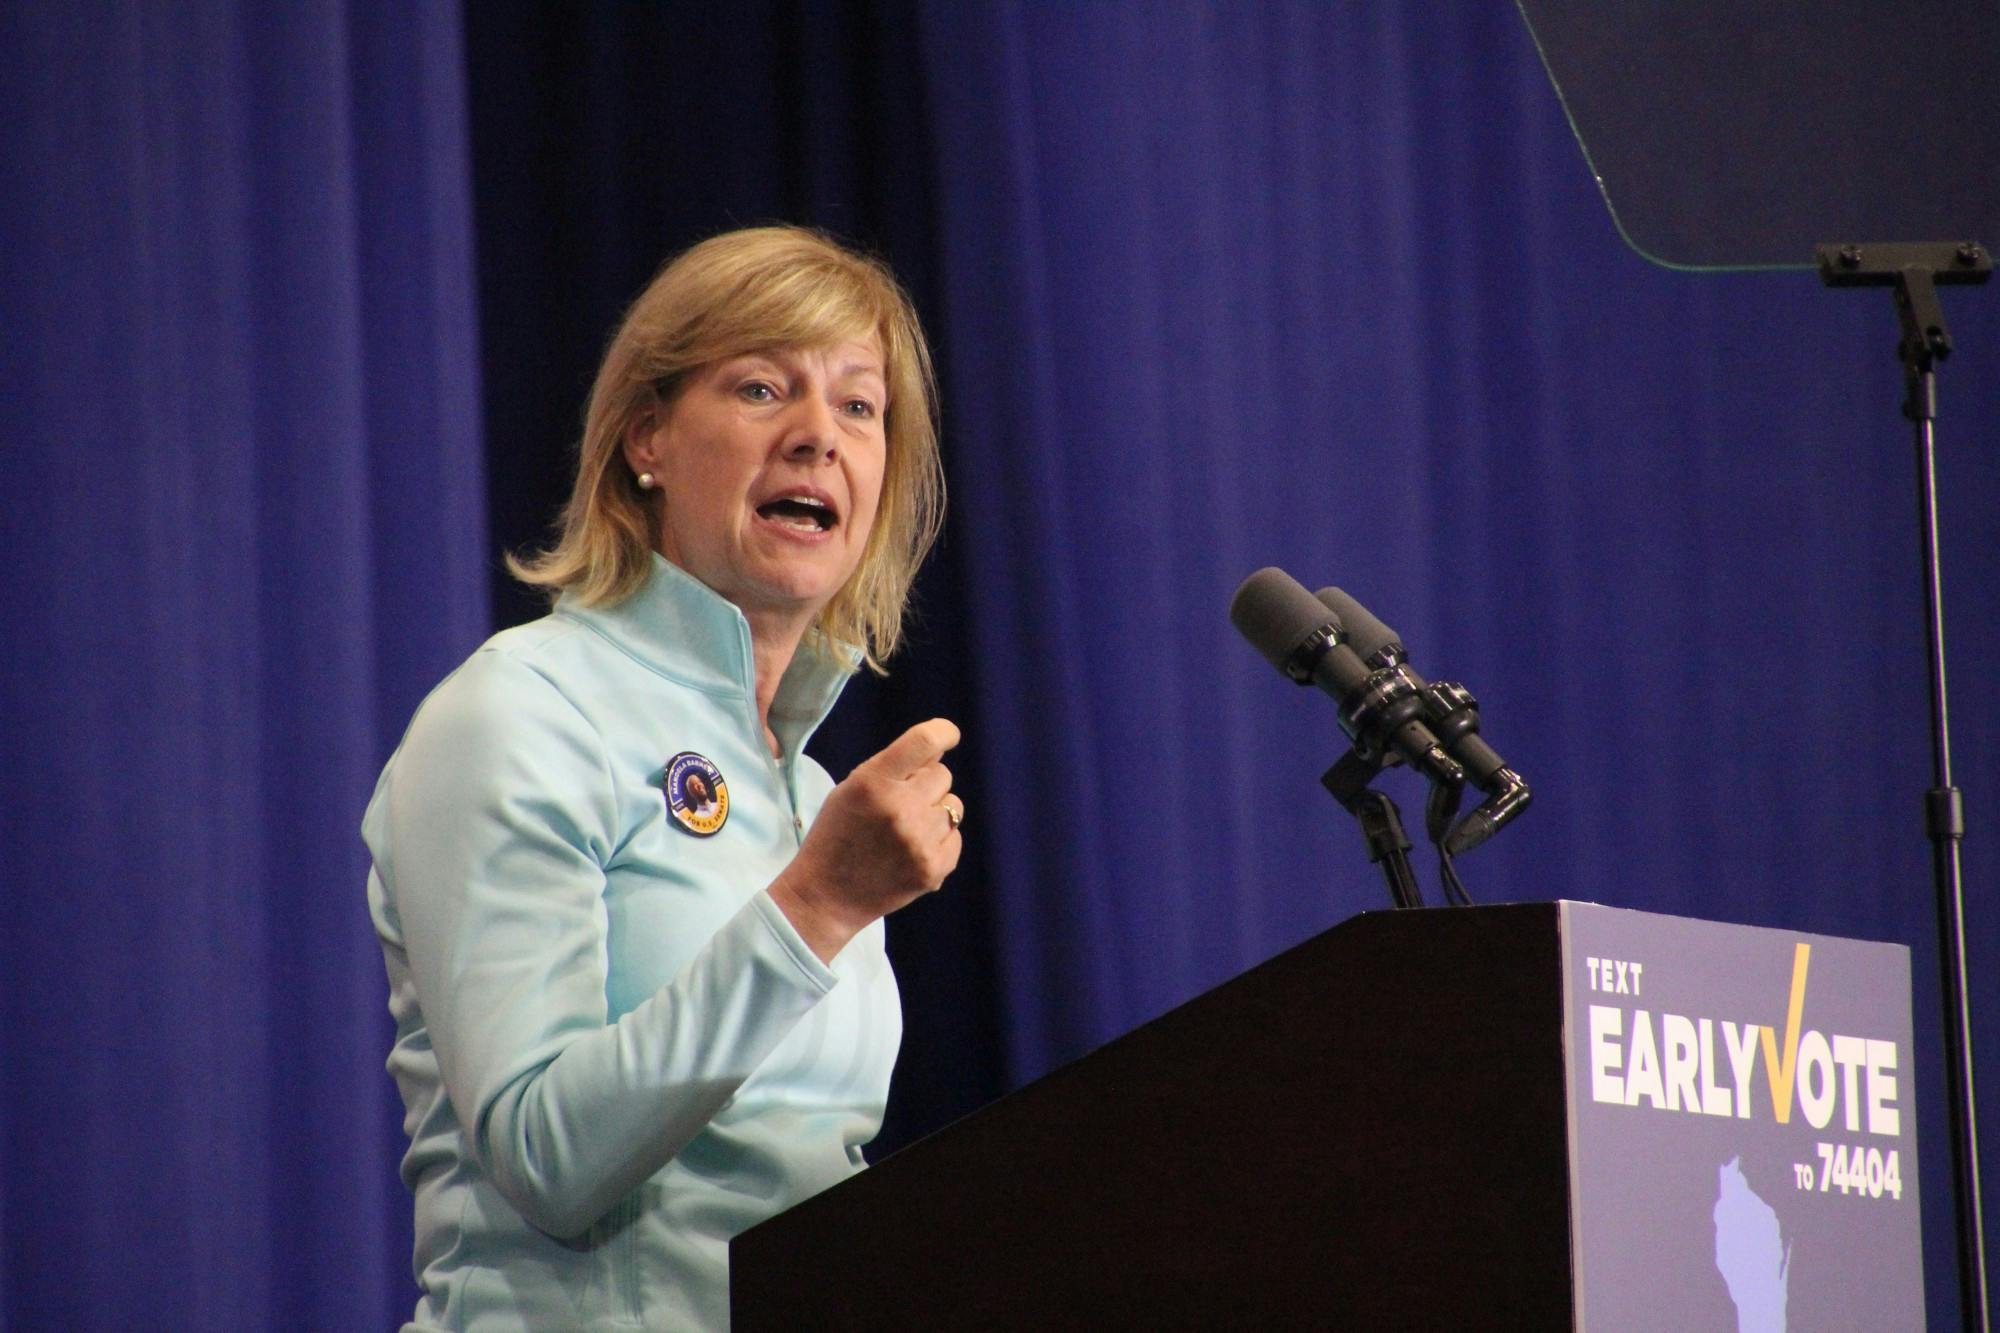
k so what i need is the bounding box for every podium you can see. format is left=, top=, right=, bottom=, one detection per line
left=732, top=902, right=1922, bottom=1329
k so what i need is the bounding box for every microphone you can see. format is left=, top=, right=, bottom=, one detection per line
left=1314, top=587, right=1530, bottom=855
left=1229, top=568, right=1463, bottom=789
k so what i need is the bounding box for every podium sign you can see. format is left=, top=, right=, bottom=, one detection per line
left=1560, top=902, right=1922, bottom=1329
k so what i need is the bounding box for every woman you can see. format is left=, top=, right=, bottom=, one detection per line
left=363, top=226, right=963, bottom=1331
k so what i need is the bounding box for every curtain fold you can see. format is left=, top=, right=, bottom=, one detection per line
left=0, top=4, right=485, bottom=1326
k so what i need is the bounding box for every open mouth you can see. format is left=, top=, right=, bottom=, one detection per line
left=755, top=494, right=838, bottom=532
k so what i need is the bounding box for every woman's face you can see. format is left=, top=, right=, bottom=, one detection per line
left=630, top=338, right=887, bottom=631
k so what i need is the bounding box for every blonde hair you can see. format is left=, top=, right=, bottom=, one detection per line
left=508, top=225, right=944, bottom=670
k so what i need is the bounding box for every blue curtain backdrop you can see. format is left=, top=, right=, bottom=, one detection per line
left=0, top=3, right=487, bottom=1327
left=3, top=3, right=1994, bottom=1327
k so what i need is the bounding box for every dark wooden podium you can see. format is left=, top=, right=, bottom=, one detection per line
left=733, top=904, right=1575, bottom=1328
left=732, top=901, right=1923, bottom=1329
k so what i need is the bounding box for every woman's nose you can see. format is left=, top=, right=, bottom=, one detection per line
left=780, top=398, right=840, bottom=462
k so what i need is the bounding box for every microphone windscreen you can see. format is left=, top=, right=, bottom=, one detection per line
left=1316, top=586, right=1401, bottom=660
left=1230, top=567, right=1341, bottom=674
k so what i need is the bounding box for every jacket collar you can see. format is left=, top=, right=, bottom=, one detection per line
left=554, top=555, right=858, bottom=756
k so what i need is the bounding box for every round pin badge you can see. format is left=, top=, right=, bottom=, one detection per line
left=662, top=752, right=729, bottom=836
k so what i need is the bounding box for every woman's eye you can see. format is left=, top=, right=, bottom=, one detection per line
left=841, top=398, right=878, bottom=419
left=739, top=381, right=777, bottom=403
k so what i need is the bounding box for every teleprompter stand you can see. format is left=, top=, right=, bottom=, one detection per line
left=1818, top=239, right=1992, bottom=1330
left=1513, top=2, right=1997, bottom=1315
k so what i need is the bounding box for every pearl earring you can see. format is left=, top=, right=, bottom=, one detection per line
left=637, top=472, right=656, bottom=490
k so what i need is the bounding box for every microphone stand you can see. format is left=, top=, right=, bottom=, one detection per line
left=1318, top=675, right=1506, bottom=909
left=1818, top=240, right=1991, bottom=1333
left=1321, top=745, right=1476, bottom=910
left=1323, top=749, right=1425, bottom=909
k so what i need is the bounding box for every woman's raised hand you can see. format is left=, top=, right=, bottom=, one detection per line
left=769, top=718, right=964, bottom=963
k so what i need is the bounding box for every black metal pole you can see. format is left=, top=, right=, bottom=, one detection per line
left=1820, top=244, right=1992, bottom=1330
left=1911, top=367, right=1991, bottom=1332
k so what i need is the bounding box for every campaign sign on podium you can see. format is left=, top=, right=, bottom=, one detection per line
left=1560, top=902, right=1922, bottom=1329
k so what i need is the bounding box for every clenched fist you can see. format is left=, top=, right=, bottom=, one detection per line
left=768, top=718, right=964, bottom=963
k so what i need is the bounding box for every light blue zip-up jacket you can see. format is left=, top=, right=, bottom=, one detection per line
left=364, top=556, right=901, bottom=1330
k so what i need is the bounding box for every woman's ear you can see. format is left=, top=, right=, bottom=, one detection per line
left=622, top=410, right=659, bottom=478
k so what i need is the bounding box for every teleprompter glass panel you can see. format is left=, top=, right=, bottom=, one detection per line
left=1515, top=0, right=2000, bottom=270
